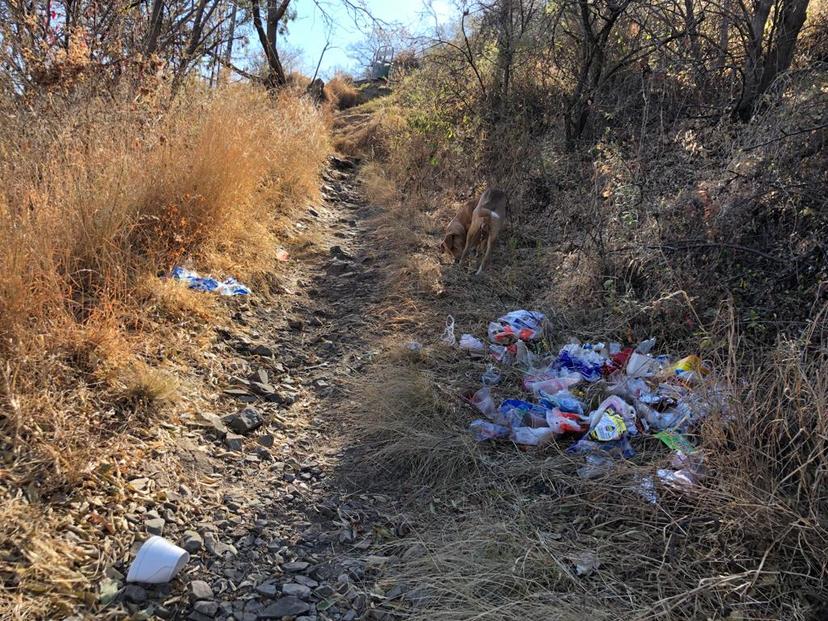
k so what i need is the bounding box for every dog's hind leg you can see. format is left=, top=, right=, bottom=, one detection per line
left=475, top=234, right=496, bottom=275
left=458, top=219, right=481, bottom=266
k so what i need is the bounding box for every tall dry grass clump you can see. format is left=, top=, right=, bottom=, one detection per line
left=0, top=82, right=329, bottom=494
left=326, top=74, right=359, bottom=110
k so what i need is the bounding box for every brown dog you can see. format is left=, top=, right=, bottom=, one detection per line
left=457, top=188, right=508, bottom=275
left=439, top=197, right=476, bottom=260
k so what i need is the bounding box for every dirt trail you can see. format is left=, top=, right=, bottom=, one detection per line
left=115, top=155, right=409, bottom=621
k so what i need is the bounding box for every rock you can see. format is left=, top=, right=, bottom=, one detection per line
left=190, top=580, right=214, bottom=601
left=122, top=584, right=147, bottom=604
left=192, top=600, right=219, bottom=617
left=204, top=532, right=237, bottom=557
left=255, top=583, right=279, bottom=598
left=257, top=434, right=275, bottom=448
left=325, top=259, right=351, bottom=276
left=251, top=344, right=276, bottom=357
left=197, top=412, right=228, bottom=438
left=128, top=477, right=151, bottom=492
left=281, top=583, right=312, bottom=599
left=250, top=382, right=278, bottom=400
left=258, top=597, right=310, bottom=619
left=282, top=561, right=310, bottom=573
left=223, top=388, right=257, bottom=403
left=225, top=433, right=245, bottom=451
left=365, top=556, right=391, bottom=569
left=145, top=517, right=165, bottom=536
left=181, top=530, right=204, bottom=553
left=288, top=318, right=304, bottom=331
left=223, top=406, right=263, bottom=434
left=293, top=575, right=318, bottom=588
left=314, top=585, right=335, bottom=599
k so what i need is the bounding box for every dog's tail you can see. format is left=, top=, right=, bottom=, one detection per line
left=477, top=207, right=501, bottom=220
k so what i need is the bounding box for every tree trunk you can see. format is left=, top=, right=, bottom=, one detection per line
left=217, top=1, right=237, bottom=83
left=251, top=0, right=289, bottom=88
left=733, top=0, right=809, bottom=121
left=145, top=0, right=164, bottom=55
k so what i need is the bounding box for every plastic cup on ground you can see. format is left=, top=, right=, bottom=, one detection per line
left=126, top=536, right=190, bottom=584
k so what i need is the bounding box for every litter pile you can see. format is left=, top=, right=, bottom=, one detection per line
left=449, top=310, right=724, bottom=493
left=170, top=266, right=251, bottom=296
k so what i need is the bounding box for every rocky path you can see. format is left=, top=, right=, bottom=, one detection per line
left=113, top=155, right=412, bottom=621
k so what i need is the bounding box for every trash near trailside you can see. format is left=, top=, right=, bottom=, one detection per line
left=445, top=309, right=725, bottom=499
left=170, top=266, right=251, bottom=296
left=126, top=536, right=190, bottom=584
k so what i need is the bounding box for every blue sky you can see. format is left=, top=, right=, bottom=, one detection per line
left=280, top=0, right=456, bottom=78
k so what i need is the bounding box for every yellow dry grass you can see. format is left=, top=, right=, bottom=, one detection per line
left=0, top=81, right=330, bottom=617
left=326, top=74, right=359, bottom=110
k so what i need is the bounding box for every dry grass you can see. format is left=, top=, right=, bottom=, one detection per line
left=326, top=74, right=359, bottom=110
left=337, top=86, right=828, bottom=617
left=0, top=81, right=329, bottom=617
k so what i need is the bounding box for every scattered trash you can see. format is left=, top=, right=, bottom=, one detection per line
left=171, top=267, right=251, bottom=296
left=126, top=536, right=190, bottom=584
left=488, top=310, right=546, bottom=344
left=442, top=315, right=457, bottom=346
left=470, top=419, right=510, bottom=442
left=588, top=396, right=640, bottom=440
left=276, top=249, right=290, bottom=262
left=449, top=310, right=721, bottom=495
left=576, top=453, right=614, bottom=479
left=481, top=365, right=501, bottom=386
left=572, top=552, right=600, bottom=576
left=459, top=334, right=485, bottom=354
left=654, top=430, right=696, bottom=453
left=636, top=475, right=658, bottom=504
left=406, top=341, right=423, bottom=352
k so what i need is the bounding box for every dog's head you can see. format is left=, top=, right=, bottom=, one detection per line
left=439, top=232, right=465, bottom=259
left=439, top=221, right=467, bottom=259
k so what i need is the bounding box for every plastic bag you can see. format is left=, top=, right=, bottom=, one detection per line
left=567, top=436, right=636, bottom=459
left=470, top=419, right=510, bottom=442
left=588, top=396, right=639, bottom=439
left=481, top=365, right=501, bottom=386
left=524, top=374, right=581, bottom=395
left=498, top=399, right=548, bottom=428
left=510, top=426, right=557, bottom=446
left=557, top=344, right=605, bottom=382
left=459, top=334, right=485, bottom=353
left=441, top=315, right=457, bottom=346
left=488, top=310, right=546, bottom=344
left=546, top=408, right=588, bottom=434
left=538, top=390, right=585, bottom=416
left=171, top=267, right=251, bottom=296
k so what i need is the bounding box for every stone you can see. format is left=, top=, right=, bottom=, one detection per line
left=204, top=532, right=237, bottom=557
left=145, top=517, right=165, bottom=536
left=293, top=575, right=318, bottom=588
left=176, top=531, right=201, bottom=554
left=197, top=412, right=228, bottom=438
left=282, top=583, right=311, bottom=599
left=189, top=580, right=214, bottom=601
left=282, top=561, right=310, bottom=573
left=288, top=319, right=303, bottom=331
left=192, top=600, right=219, bottom=617
left=255, top=583, right=279, bottom=598
left=223, top=388, right=257, bottom=403
left=223, top=407, right=263, bottom=434
left=258, top=597, right=310, bottom=619
left=225, top=433, right=245, bottom=451
left=257, top=434, right=275, bottom=448
left=122, top=584, right=147, bottom=604
left=251, top=344, right=275, bottom=357
left=128, top=477, right=151, bottom=492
